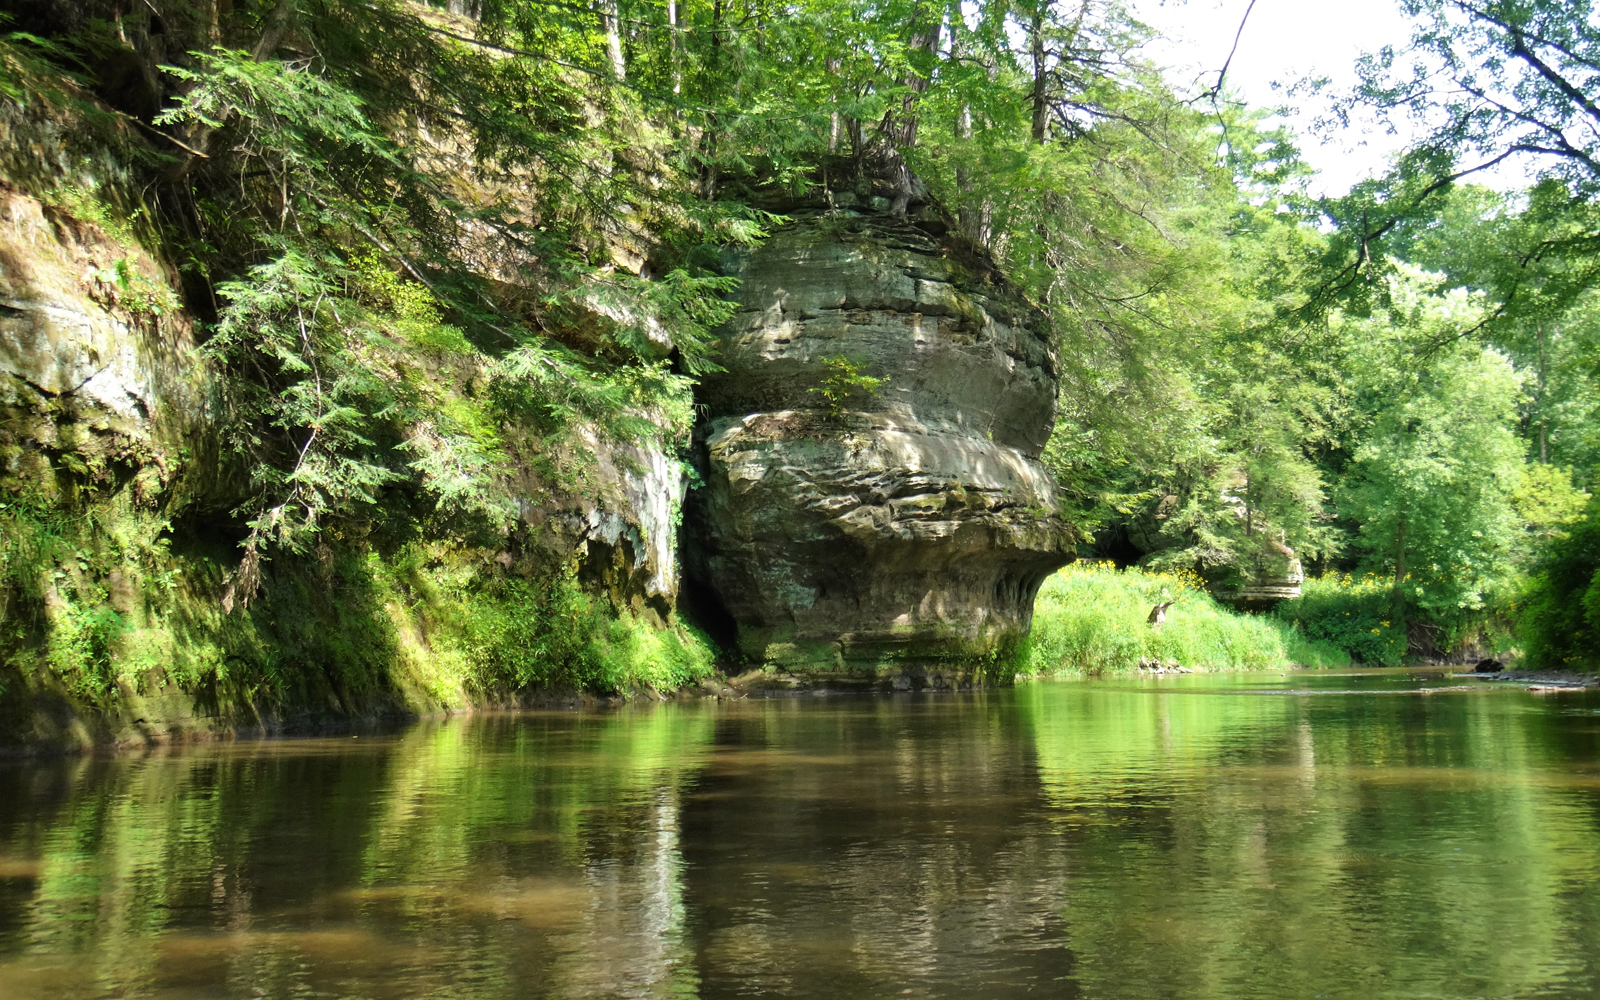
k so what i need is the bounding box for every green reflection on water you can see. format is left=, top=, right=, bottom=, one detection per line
left=0, top=672, right=1597, bottom=1000
left=1021, top=674, right=1600, bottom=999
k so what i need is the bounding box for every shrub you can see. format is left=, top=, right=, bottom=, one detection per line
left=1272, top=574, right=1408, bottom=666
left=1516, top=500, right=1600, bottom=669
left=808, top=356, right=885, bottom=417
left=421, top=567, right=716, bottom=697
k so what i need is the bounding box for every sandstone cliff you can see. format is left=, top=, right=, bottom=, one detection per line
left=685, top=211, right=1077, bottom=684
left=0, top=13, right=1082, bottom=745
left=0, top=169, right=693, bottom=749
left=0, top=63, right=701, bottom=750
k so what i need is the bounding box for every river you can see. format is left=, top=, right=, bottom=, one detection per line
left=1, top=669, right=1597, bottom=999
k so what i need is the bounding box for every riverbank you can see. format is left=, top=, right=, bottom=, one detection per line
left=14, top=659, right=1600, bottom=758
left=1026, top=564, right=1350, bottom=675
left=6, top=559, right=1584, bottom=756
left=0, top=658, right=1037, bottom=756
left=1467, top=669, right=1600, bottom=689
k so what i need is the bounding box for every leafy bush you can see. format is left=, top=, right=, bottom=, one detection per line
left=452, top=572, right=716, bottom=695
left=1027, top=563, right=1348, bottom=675
left=0, top=512, right=719, bottom=724
left=44, top=603, right=128, bottom=702
left=808, top=356, right=886, bottom=418
left=1516, top=500, right=1600, bottom=669
left=1272, top=574, right=1408, bottom=666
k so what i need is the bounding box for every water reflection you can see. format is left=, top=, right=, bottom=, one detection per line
left=1023, top=675, right=1600, bottom=1000
left=0, top=673, right=1596, bottom=999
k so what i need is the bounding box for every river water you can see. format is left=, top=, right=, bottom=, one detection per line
left=1, top=670, right=1598, bottom=999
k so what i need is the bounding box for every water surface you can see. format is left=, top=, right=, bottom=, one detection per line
left=2, top=670, right=1598, bottom=999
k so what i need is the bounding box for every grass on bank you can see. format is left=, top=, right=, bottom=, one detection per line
left=1027, top=562, right=1350, bottom=676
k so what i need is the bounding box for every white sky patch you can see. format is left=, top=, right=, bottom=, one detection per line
left=1129, top=0, right=1527, bottom=196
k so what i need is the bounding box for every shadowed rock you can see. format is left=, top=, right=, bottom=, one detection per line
left=684, top=212, right=1077, bottom=681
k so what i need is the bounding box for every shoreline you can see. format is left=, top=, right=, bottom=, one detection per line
left=8, top=663, right=1597, bottom=759
left=0, top=663, right=1018, bottom=758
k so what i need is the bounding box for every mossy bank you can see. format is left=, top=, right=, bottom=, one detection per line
left=0, top=21, right=727, bottom=752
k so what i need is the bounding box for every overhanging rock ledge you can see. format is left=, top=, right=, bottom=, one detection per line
left=684, top=210, right=1078, bottom=686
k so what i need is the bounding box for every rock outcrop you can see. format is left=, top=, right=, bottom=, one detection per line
left=685, top=212, right=1077, bottom=682
left=0, top=184, right=203, bottom=478
left=539, top=426, right=684, bottom=624
left=1223, top=541, right=1305, bottom=612
left=0, top=75, right=698, bottom=750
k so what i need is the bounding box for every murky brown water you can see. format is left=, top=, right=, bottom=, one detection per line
left=2, top=670, right=1599, bottom=999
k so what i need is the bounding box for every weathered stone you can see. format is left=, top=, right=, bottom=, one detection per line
left=685, top=213, right=1077, bottom=677
left=0, top=184, right=203, bottom=482
left=493, top=413, right=687, bottom=624
left=1219, top=540, right=1305, bottom=612
left=565, top=427, right=683, bottom=622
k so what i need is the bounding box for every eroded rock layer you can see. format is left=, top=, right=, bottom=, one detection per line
left=686, top=213, right=1077, bottom=680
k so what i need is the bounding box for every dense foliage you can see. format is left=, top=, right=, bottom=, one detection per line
left=4, top=0, right=1600, bottom=702
left=1272, top=574, right=1410, bottom=668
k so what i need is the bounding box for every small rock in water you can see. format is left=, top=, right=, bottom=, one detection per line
left=1135, top=657, right=1193, bottom=675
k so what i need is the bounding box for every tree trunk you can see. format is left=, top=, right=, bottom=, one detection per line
left=827, top=57, right=842, bottom=153
left=951, top=3, right=981, bottom=241
left=601, top=0, right=626, bottom=80
left=886, top=20, right=939, bottom=214
left=164, top=0, right=296, bottom=182
left=668, top=0, right=682, bottom=98
left=1030, top=2, right=1050, bottom=144
left=1392, top=515, right=1408, bottom=638
left=700, top=0, right=726, bottom=199
left=249, top=0, right=297, bottom=61
left=1538, top=322, right=1549, bottom=463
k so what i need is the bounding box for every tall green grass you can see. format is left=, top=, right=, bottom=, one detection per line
left=1026, top=563, right=1349, bottom=676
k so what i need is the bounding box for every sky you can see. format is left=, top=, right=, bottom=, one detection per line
left=1128, top=0, right=1422, bottom=196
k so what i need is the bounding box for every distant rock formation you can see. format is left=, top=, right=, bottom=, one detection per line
left=1223, top=540, right=1305, bottom=612
left=684, top=211, right=1077, bottom=683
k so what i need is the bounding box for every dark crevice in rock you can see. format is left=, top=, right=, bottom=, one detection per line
left=7, top=369, right=65, bottom=398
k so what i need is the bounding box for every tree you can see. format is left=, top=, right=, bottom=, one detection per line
left=1517, top=498, right=1600, bottom=667
left=1336, top=271, right=1527, bottom=644
left=2, top=0, right=757, bottom=605
left=1307, top=0, right=1600, bottom=326
left=1387, top=184, right=1600, bottom=480
left=1356, top=0, right=1600, bottom=195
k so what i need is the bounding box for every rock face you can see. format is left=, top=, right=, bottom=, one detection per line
left=685, top=213, right=1076, bottom=681
left=553, top=427, right=684, bottom=623
left=1225, top=542, right=1305, bottom=612
left=0, top=184, right=203, bottom=480
left=0, top=113, right=695, bottom=746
